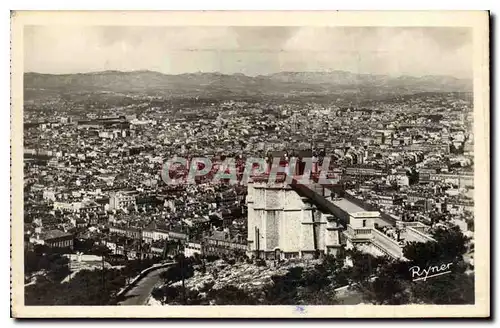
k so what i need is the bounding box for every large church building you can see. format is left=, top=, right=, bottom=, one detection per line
left=246, top=176, right=343, bottom=260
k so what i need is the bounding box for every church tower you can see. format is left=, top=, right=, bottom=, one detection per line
left=246, top=176, right=342, bottom=260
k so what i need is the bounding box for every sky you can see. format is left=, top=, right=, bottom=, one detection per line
left=24, top=26, right=472, bottom=78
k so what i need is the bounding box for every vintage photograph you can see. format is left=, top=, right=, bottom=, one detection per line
left=10, top=11, right=490, bottom=318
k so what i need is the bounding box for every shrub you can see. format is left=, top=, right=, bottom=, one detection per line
left=205, top=255, right=220, bottom=263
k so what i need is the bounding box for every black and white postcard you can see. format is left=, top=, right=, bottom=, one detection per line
left=10, top=10, right=490, bottom=318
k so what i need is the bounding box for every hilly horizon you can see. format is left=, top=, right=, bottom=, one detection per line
left=24, top=69, right=472, bottom=101
left=24, top=69, right=469, bottom=81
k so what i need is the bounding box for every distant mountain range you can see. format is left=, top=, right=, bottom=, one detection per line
left=24, top=70, right=472, bottom=99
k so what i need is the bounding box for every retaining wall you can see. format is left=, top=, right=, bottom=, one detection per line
left=116, top=262, right=175, bottom=299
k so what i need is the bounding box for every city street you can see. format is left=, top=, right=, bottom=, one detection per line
left=118, top=266, right=172, bottom=306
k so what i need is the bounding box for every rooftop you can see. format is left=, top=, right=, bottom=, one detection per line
left=331, top=198, right=367, bottom=215
left=40, top=229, right=73, bottom=240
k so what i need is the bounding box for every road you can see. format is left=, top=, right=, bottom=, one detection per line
left=117, top=263, right=364, bottom=306
left=118, top=266, right=172, bottom=306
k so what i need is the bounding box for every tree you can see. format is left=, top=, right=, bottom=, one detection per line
left=24, top=250, right=70, bottom=282
left=192, top=252, right=202, bottom=265
left=402, top=226, right=474, bottom=304
left=301, top=263, right=330, bottom=292
left=48, top=254, right=71, bottom=281
left=299, top=264, right=338, bottom=305
left=152, top=285, right=206, bottom=305
left=406, top=168, right=419, bottom=185
left=25, top=268, right=126, bottom=305
left=263, top=260, right=342, bottom=305
left=409, top=272, right=474, bottom=304
left=152, top=285, right=180, bottom=304
left=345, top=248, right=414, bottom=305
left=90, top=244, right=112, bottom=257
left=208, top=285, right=258, bottom=305
left=264, top=267, right=304, bottom=305
left=348, top=249, right=384, bottom=285
left=205, top=254, right=220, bottom=263
left=363, top=261, right=410, bottom=305
left=123, top=256, right=162, bottom=279
left=433, top=225, right=469, bottom=263
left=73, top=238, right=96, bottom=253
left=404, top=225, right=469, bottom=274
left=403, top=241, right=441, bottom=270
left=320, top=252, right=350, bottom=287
left=160, top=253, right=195, bottom=306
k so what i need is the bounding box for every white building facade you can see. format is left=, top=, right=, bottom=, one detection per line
left=246, top=180, right=342, bottom=260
